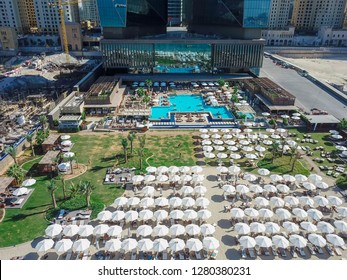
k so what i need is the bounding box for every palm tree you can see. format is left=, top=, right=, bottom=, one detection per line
left=68, top=182, right=79, bottom=198
left=279, top=140, right=286, bottom=157
left=270, top=141, right=280, bottom=163
left=127, top=132, right=136, bottom=155
left=145, top=79, right=152, bottom=91
left=143, top=95, right=151, bottom=108
left=35, top=130, right=46, bottom=146
left=47, top=180, right=59, bottom=208
left=78, top=181, right=95, bottom=208
left=6, top=164, right=25, bottom=185
left=39, top=115, right=48, bottom=131
left=57, top=174, right=67, bottom=200
left=290, top=151, right=301, bottom=172
left=5, top=146, right=17, bottom=164
left=26, top=134, right=35, bottom=156
left=121, top=137, right=128, bottom=163
left=217, top=78, right=225, bottom=88
left=138, top=135, right=146, bottom=149
left=137, top=148, right=145, bottom=170
left=289, top=146, right=298, bottom=161
left=137, top=87, right=145, bottom=97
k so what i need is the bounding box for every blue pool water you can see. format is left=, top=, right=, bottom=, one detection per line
left=150, top=94, right=234, bottom=120
left=237, top=112, right=254, bottom=119
left=155, top=65, right=198, bottom=73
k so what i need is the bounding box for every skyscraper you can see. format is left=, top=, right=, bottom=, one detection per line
left=168, top=0, right=183, bottom=26
left=0, top=0, right=23, bottom=33
left=185, top=0, right=271, bottom=39
left=291, top=0, right=347, bottom=32
left=268, top=0, right=291, bottom=29
left=78, top=0, right=100, bottom=27
left=97, top=0, right=168, bottom=39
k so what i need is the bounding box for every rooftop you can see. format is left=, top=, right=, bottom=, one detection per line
left=306, top=114, right=340, bottom=124
left=59, top=115, right=81, bottom=121
left=38, top=150, right=60, bottom=165
left=0, top=177, right=15, bottom=193
left=42, top=134, right=60, bottom=145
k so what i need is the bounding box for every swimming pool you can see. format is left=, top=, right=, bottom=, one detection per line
left=150, top=94, right=234, bottom=120
left=237, top=112, right=255, bottom=119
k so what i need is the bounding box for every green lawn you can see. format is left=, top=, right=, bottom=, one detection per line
left=0, top=132, right=195, bottom=247
left=258, top=154, right=310, bottom=176
left=287, top=128, right=346, bottom=171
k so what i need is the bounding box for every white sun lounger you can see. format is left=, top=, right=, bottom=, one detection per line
left=326, top=245, right=335, bottom=256
left=195, top=251, right=202, bottom=260
left=241, top=247, right=247, bottom=259
left=298, top=247, right=306, bottom=257
left=307, top=244, right=316, bottom=255
left=162, top=252, right=168, bottom=260
left=179, top=252, right=185, bottom=260
left=279, top=248, right=287, bottom=258
left=131, top=252, right=137, bottom=260
left=334, top=247, right=343, bottom=256
left=248, top=248, right=256, bottom=258
left=271, top=246, right=278, bottom=256
left=65, top=251, right=72, bottom=260
left=290, top=247, right=298, bottom=258
left=315, top=246, right=324, bottom=254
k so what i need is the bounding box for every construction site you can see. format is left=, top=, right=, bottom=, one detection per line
left=0, top=52, right=101, bottom=158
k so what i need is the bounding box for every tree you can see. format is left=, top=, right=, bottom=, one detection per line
left=143, top=95, right=151, bottom=108
left=6, top=164, right=25, bottom=184
left=78, top=181, right=95, bottom=208
left=137, top=87, right=145, bottom=97
left=68, top=182, right=79, bottom=198
left=290, top=151, right=301, bottom=172
left=127, top=132, right=136, bottom=155
left=138, top=135, right=146, bottom=150
left=5, top=146, right=17, bottom=165
left=39, top=115, right=48, bottom=130
left=233, top=85, right=238, bottom=95
left=35, top=130, right=46, bottom=146
left=217, top=78, right=225, bottom=88
left=145, top=79, right=152, bottom=91
left=137, top=148, right=145, bottom=170
left=26, top=134, right=35, bottom=157
left=121, top=137, right=128, bottom=162
left=270, top=141, right=280, bottom=163
left=47, top=180, right=59, bottom=208
left=57, top=174, right=67, bottom=200
left=337, top=118, right=347, bottom=130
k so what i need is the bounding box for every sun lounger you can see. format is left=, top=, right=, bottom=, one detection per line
left=195, top=251, right=202, bottom=260
left=162, top=252, right=168, bottom=260
left=271, top=246, right=278, bottom=256
left=131, top=252, right=137, bottom=260
left=279, top=248, right=287, bottom=258
left=307, top=244, right=316, bottom=255
left=290, top=247, right=297, bottom=258
left=264, top=248, right=270, bottom=256
left=340, top=244, right=347, bottom=250
left=241, top=247, right=247, bottom=259
left=82, top=252, right=90, bottom=260
left=334, top=247, right=343, bottom=256
left=315, top=246, right=324, bottom=254
left=248, top=248, right=256, bottom=258
left=65, top=251, right=72, bottom=260
left=179, top=252, right=185, bottom=260
left=326, top=245, right=335, bottom=256
left=298, top=247, right=306, bottom=257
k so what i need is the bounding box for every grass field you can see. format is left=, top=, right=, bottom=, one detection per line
left=0, top=132, right=195, bottom=247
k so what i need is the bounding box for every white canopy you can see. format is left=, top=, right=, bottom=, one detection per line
left=272, top=235, right=289, bottom=248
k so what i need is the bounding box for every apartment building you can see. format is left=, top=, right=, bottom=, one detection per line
left=0, top=0, right=22, bottom=33
left=268, top=0, right=292, bottom=29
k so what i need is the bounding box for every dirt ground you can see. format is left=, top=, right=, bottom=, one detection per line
left=282, top=57, right=347, bottom=88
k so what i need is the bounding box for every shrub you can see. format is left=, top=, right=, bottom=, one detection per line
left=283, top=118, right=288, bottom=125
left=336, top=176, right=347, bottom=190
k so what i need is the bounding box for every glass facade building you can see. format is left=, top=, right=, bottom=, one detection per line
left=97, top=0, right=167, bottom=28
left=101, top=39, right=264, bottom=74
left=185, top=0, right=271, bottom=38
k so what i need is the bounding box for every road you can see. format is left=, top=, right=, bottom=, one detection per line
left=260, top=57, right=347, bottom=120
